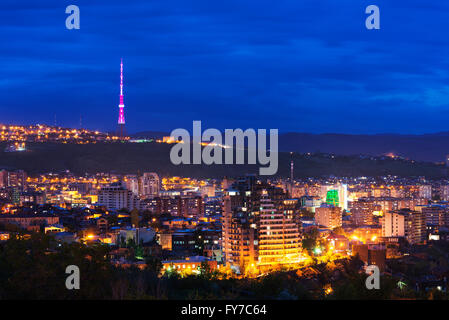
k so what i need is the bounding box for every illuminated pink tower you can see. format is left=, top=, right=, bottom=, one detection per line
left=117, top=58, right=126, bottom=138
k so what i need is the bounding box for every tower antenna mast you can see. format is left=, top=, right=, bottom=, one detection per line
left=117, top=58, right=126, bottom=138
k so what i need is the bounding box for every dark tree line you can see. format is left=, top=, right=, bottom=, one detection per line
left=1, top=234, right=445, bottom=300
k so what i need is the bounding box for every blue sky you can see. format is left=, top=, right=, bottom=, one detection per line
left=2, top=0, right=449, bottom=134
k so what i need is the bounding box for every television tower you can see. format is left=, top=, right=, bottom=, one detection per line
left=117, top=58, right=126, bottom=138
left=289, top=152, right=294, bottom=196
left=290, top=152, right=294, bottom=182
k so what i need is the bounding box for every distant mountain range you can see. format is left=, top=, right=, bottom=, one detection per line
left=278, top=132, right=449, bottom=162
left=131, top=131, right=449, bottom=162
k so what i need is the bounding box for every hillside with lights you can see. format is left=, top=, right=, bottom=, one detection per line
left=0, top=124, right=125, bottom=144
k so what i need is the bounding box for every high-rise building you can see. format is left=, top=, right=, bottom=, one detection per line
left=97, top=183, right=140, bottom=211
left=381, top=209, right=425, bottom=245
left=418, top=185, right=432, bottom=199
left=0, top=170, right=27, bottom=189
left=382, top=210, right=404, bottom=238
left=124, top=174, right=140, bottom=196
left=440, top=185, right=449, bottom=201
left=257, top=191, right=301, bottom=266
left=140, top=172, right=160, bottom=198
left=315, top=204, right=342, bottom=229
left=222, top=177, right=301, bottom=271
left=421, top=205, right=449, bottom=233
left=222, top=193, right=258, bottom=270
left=204, top=197, right=222, bottom=216
left=350, top=199, right=382, bottom=226
left=140, top=196, right=203, bottom=217
left=180, top=196, right=203, bottom=218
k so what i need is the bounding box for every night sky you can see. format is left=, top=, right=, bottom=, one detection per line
left=2, top=0, right=449, bottom=134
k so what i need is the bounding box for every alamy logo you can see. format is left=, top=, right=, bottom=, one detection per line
left=365, top=265, right=380, bottom=290
left=169, top=121, right=279, bottom=175
left=65, top=265, right=80, bottom=290
left=365, top=5, right=380, bottom=30
left=65, top=5, right=80, bottom=30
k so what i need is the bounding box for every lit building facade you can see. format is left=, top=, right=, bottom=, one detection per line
left=315, top=204, right=342, bottom=229
left=222, top=177, right=301, bottom=271
left=257, top=191, right=301, bottom=266
left=140, top=172, right=160, bottom=198
left=382, top=209, right=426, bottom=245
left=97, top=183, right=140, bottom=211
left=350, top=199, right=382, bottom=226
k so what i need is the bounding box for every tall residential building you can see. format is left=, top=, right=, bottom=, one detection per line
left=0, top=170, right=27, bottom=189
left=204, top=197, right=222, bottom=216
left=257, top=191, right=301, bottom=266
left=124, top=174, right=140, bottom=196
left=98, top=183, right=140, bottom=211
left=140, top=196, right=203, bottom=217
left=140, top=172, right=160, bottom=198
left=421, top=205, right=449, bottom=233
left=382, top=209, right=426, bottom=245
left=315, top=204, right=342, bottom=229
left=222, top=194, right=258, bottom=270
left=382, top=210, right=404, bottom=238
left=350, top=200, right=381, bottom=226
left=222, top=177, right=301, bottom=270
left=418, top=185, right=432, bottom=199
left=440, top=185, right=449, bottom=201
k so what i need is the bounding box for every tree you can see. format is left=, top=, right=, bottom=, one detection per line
left=302, top=227, right=319, bottom=253
left=199, top=261, right=214, bottom=280
left=333, top=227, right=345, bottom=236
left=0, top=235, right=115, bottom=299
left=130, top=208, right=139, bottom=228
left=145, top=256, right=163, bottom=275
left=134, top=246, right=144, bottom=260
left=126, top=238, right=136, bottom=248
left=107, top=214, right=118, bottom=226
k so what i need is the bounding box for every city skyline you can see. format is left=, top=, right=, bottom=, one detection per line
left=3, top=1, right=449, bottom=134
